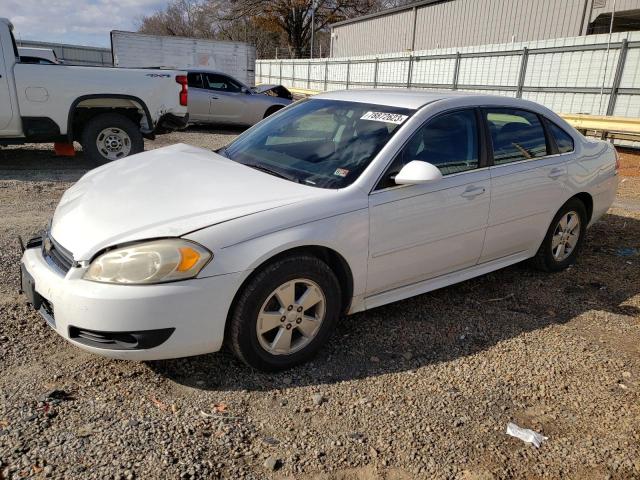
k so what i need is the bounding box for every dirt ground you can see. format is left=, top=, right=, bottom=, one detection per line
left=0, top=133, right=639, bottom=480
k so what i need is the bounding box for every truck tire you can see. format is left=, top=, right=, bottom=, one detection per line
left=81, top=113, right=144, bottom=164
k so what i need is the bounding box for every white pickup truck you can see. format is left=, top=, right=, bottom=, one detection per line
left=0, top=18, right=189, bottom=163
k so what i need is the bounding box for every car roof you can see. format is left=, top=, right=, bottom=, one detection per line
left=313, top=89, right=519, bottom=110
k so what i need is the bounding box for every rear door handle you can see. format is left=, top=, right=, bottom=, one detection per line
left=211, top=96, right=219, bottom=100
left=461, top=186, right=486, bottom=199
left=548, top=168, right=565, bottom=179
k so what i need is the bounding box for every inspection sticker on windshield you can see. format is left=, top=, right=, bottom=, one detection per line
left=360, top=111, right=408, bottom=124
left=334, top=168, right=349, bottom=178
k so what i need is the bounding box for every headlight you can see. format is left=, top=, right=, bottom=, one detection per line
left=83, top=239, right=212, bottom=285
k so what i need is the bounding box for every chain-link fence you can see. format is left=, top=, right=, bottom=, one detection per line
left=256, top=31, right=640, bottom=118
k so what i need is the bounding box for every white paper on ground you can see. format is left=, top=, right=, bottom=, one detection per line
left=506, top=422, right=548, bottom=448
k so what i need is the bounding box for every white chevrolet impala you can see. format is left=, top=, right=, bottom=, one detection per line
left=20, top=90, right=619, bottom=370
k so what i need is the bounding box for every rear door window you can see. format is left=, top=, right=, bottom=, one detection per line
left=485, top=109, right=549, bottom=165
left=547, top=121, right=575, bottom=154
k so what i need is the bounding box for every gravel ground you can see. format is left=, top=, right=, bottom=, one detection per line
left=1, top=132, right=639, bottom=480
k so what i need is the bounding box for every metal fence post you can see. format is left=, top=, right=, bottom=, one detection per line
left=406, top=55, right=413, bottom=88
left=606, top=39, right=629, bottom=116
left=373, top=58, right=379, bottom=88
left=324, top=60, right=329, bottom=91
left=307, top=61, right=311, bottom=90
left=292, top=61, right=296, bottom=87
left=516, top=47, right=529, bottom=98
left=345, top=61, right=350, bottom=89
left=452, top=52, right=461, bottom=90
left=279, top=61, right=283, bottom=85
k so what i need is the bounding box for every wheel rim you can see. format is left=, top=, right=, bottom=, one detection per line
left=551, top=211, right=581, bottom=262
left=96, top=127, right=131, bottom=160
left=256, top=278, right=326, bottom=356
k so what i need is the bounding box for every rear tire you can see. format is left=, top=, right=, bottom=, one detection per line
left=533, top=198, right=588, bottom=272
left=227, top=255, right=341, bottom=371
left=263, top=106, right=284, bottom=119
left=80, top=113, right=144, bottom=164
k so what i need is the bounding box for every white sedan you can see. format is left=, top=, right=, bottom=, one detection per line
left=20, top=90, right=619, bottom=370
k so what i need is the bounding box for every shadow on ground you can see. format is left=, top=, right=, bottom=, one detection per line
left=149, top=211, right=640, bottom=392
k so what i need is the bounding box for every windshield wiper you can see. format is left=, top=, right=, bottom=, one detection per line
left=244, top=163, right=301, bottom=183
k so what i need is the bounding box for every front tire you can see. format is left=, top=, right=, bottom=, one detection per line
left=81, top=113, right=144, bottom=164
left=227, top=255, right=341, bottom=371
left=533, top=198, right=588, bottom=272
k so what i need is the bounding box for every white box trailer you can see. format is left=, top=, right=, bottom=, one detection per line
left=111, top=31, right=256, bottom=86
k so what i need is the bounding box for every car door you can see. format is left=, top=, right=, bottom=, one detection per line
left=187, top=72, right=211, bottom=123
left=367, top=109, right=491, bottom=296
left=205, top=73, right=249, bottom=124
left=479, top=108, right=571, bottom=262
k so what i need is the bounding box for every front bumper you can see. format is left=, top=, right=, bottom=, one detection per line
left=20, top=244, right=244, bottom=361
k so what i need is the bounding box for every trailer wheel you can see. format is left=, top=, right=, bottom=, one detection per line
left=81, top=113, right=144, bottom=164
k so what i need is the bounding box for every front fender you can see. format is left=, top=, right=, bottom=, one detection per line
left=184, top=207, right=370, bottom=300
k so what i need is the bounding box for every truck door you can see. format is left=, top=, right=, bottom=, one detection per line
left=0, top=31, right=15, bottom=130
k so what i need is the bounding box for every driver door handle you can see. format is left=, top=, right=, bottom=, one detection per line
left=460, top=186, right=486, bottom=199
left=210, top=96, right=219, bottom=100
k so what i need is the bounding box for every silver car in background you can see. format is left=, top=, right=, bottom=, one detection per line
left=187, top=70, right=293, bottom=126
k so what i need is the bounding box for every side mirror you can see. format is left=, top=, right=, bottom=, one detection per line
left=394, top=160, right=443, bottom=185
left=241, top=87, right=251, bottom=95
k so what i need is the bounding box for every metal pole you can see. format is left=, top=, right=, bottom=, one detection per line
left=310, top=2, right=315, bottom=59
left=606, top=38, right=628, bottom=116
left=598, top=0, right=616, bottom=115
left=324, top=60, right=329, bottom=91
left=307, top=61, right=311, bottom=89
left=373, top=58, right=379, bottom=88
left=452, top=52, right=461, bottom=90
left=345, top=61, right=350, bottom=89
left=410, top=6, right=418, bottom=51
left=280, top=60, right=283, bottom=85
left=406, top=55, right=413, bottom=88
left=516, top=47, right=529, bottom=98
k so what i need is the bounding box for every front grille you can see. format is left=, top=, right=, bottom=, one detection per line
left=43, top=234, right=74, bottom=273
left=39, top=298, right=56, bottom=328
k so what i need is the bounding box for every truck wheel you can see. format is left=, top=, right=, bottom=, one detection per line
left=81, top=113, right=144, bottom=164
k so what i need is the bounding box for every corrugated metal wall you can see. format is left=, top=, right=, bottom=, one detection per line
left=412, top=0, right=586, bottom=50
left=331, top=0, right=640, bottom=57
left=17, top=40, right=112, bottom=66
left=332, top=9, right=415, bottom=56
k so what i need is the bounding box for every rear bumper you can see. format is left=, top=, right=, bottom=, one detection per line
left=20, top=244, right=244, bottom=361
left=152, top=112, right=189, bottom=135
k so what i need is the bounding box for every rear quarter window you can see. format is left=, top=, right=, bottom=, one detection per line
left=547, top=121, right=575, bottom=154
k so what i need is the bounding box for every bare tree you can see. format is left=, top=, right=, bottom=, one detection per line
left=223, top=0, right=378, bottom=58
left=138, top=0, right=392, bottom=58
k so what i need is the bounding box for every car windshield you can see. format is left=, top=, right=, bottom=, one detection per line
left=221, top=99, right=414, bottom=188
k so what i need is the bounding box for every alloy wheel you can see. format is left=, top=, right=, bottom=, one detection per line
left=551, top=210, right=581, bottom=261
left=256, top=278, right=326, bottom=355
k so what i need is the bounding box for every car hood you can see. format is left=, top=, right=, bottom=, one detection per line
left=51, top=143, right=325, bottom=260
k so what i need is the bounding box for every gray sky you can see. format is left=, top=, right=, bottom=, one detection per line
left=6, top=0, right=169, bottom=47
